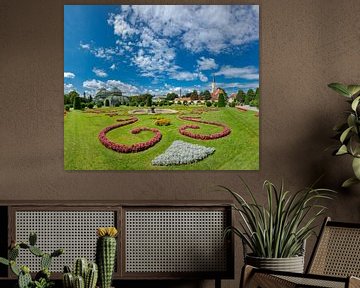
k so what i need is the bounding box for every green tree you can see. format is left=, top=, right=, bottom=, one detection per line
left=218, top=93, right=226, bottom=107
left=166, top=92, right=178, bottom=101
left=190, top=90, right=199, bottom=101
left=96, top=101, right=103, bottom=108
left=236, top=89, right=246, bottom=103
left=246, top=89, right=255, bottom=103
left=68, top=90, right=79, bottom=105
left=73, top=96, right=82, bottom=110
left=146, top=95, right=153, bottom=107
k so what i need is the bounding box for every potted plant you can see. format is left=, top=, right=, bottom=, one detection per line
left=328, top=83, right=360, bottom=187
left=0, top=232, right=63, bottom=288
left=222, top=179, right=334, bottom=273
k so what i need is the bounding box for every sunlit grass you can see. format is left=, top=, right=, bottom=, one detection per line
left=64, top=105, right=259, bottom=170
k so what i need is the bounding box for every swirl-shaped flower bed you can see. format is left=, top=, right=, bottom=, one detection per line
left=178, top=116, right=231, bottom=140
left=98, top=117, right=162, bottom=153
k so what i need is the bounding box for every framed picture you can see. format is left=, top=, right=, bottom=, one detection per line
left=64, top=5, right=259, bottom=170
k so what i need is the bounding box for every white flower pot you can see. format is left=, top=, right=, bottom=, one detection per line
left=245, top=254, right=305, bottom=273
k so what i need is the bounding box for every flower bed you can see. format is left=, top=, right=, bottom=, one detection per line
left=152, top=140, right=215, bottom=166
left=98, top=117, right=162, bottom=153
left=178, top=116, right=231, bottom=140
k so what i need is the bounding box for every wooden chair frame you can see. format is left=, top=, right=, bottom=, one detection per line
left=241, top=217, right=360, bottom=288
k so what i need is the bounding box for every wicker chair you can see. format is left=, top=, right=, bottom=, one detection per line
left=241, top=217, right=360, bottom=288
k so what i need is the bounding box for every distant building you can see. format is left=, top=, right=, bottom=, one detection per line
left=94, top=88, right=129, bottom=106
left=153, top=95, right=167, bottom=102
left=228, top=93, right=237, bottom=103
left=210, top=76, right=226, bottom=102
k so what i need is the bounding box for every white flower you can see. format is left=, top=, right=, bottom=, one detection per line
left=152, top=140, right=215, bottom=166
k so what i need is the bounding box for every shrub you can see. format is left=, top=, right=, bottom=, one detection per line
left=155, top=118, right=171, bottom=126
left=229, top=102, right=236, bottom=107
left=96, top=101, right=103, bottom=108
left=139, top=102, right=145, bottom=107
left=206, top=101, right=212, bottom=107
left=177, top=101, right=181, bottom=105
left=64, top=105, right=71, bottom=111
left=114, top=103, right=120, bottom=107
left=87, top=102, right=94, bottom=109
left=81, top=103, right=86, bottom=109
left=213, top=102, right=218, bottom=107
left=73, top=96, right=82, bottom=110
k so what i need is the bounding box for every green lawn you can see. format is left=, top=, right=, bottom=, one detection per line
left=64, top=106, right=259, bottom=170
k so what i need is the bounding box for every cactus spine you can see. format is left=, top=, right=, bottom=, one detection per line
left=96, top=227, right=118, bottom=288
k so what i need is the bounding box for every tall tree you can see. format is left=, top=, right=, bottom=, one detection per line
left=201, top=90, right=212, bottom=101
left=190, top=90, right=199, bottom=101
left=218, top=93, right=226, bottom=107
left=146, top=94, right=153, bottom=107
left=236, top=89, right=246, bottom=103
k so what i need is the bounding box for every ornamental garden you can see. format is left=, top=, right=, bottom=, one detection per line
left=64, top=90, right=259, bottom=170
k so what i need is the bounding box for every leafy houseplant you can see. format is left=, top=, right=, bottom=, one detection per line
left=222, top=179, right=334, bottom=272
left=328, top=83, right=360, bottom=187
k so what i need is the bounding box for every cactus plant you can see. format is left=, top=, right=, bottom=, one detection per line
left=0, top=232, right=63, bottom=288
left=74, top=275, right=85, bottom=288
left=62, top=259, right=98, bottom=288
left=85, top=262, right=98, bottom=288
left=96, top=227, right=118, bottom=288
left=74, top=258, right=88, bottom=279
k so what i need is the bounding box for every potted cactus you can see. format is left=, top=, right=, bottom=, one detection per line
left=96, top=227, right=118, bottom=288
left=62, top=258, right=98, bottom=288
left=0, top=232, right=63, bottom=288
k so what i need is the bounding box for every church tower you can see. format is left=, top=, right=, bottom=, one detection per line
left=211, top=75, right=216, bottom=93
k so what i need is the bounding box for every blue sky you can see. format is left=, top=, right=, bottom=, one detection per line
left=64, top=5, right=259, bottom=96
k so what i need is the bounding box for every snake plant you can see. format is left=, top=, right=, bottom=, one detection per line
left=328, top=83, right=360, bottom=187
left=222, top=179, right=335, bottom=258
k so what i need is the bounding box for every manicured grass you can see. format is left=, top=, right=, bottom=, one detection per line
left=64, top=106, right=259, bottom=170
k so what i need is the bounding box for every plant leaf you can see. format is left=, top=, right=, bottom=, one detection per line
left=328, top=83, right=351, bottom=97
left=347, top=85, right=360, bottom=97
left=352, top=157, right=360, bottom=179
left=351, top=96, right=360, bottom=111
left=336, top=145, right=348, bottom=155
left=340, top=127, right=353, bottom=143
left=342, top=177, right=360, bottom=188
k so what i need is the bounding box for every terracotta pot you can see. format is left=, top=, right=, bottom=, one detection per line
left=245, top=254, right=305, bottom=273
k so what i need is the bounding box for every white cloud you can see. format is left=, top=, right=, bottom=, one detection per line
left=198, top=72, right=208, bottom=82
left=110, top=64, right=116, bottom=70
left=64, top=83, right=74, bottom=93
left=108, top=13, right=138, bottom=38
left=92, top=67, right=108, bottom=78
left=80, top=42, right=90, bottom=50
left=64, top=72, right=75, bottom=78
left=197, top=57, right=218, bottom=71
left=83, top=79, right=139, bottom=95
left=216, top=82, right=259, bottom=90
left=170, top=71, right=198, bottom=81
left=125, top=5, right=259, bottom=53
left=80, top=42, right=123, bottom=60
left=214, top=65, right=259, bottom=80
